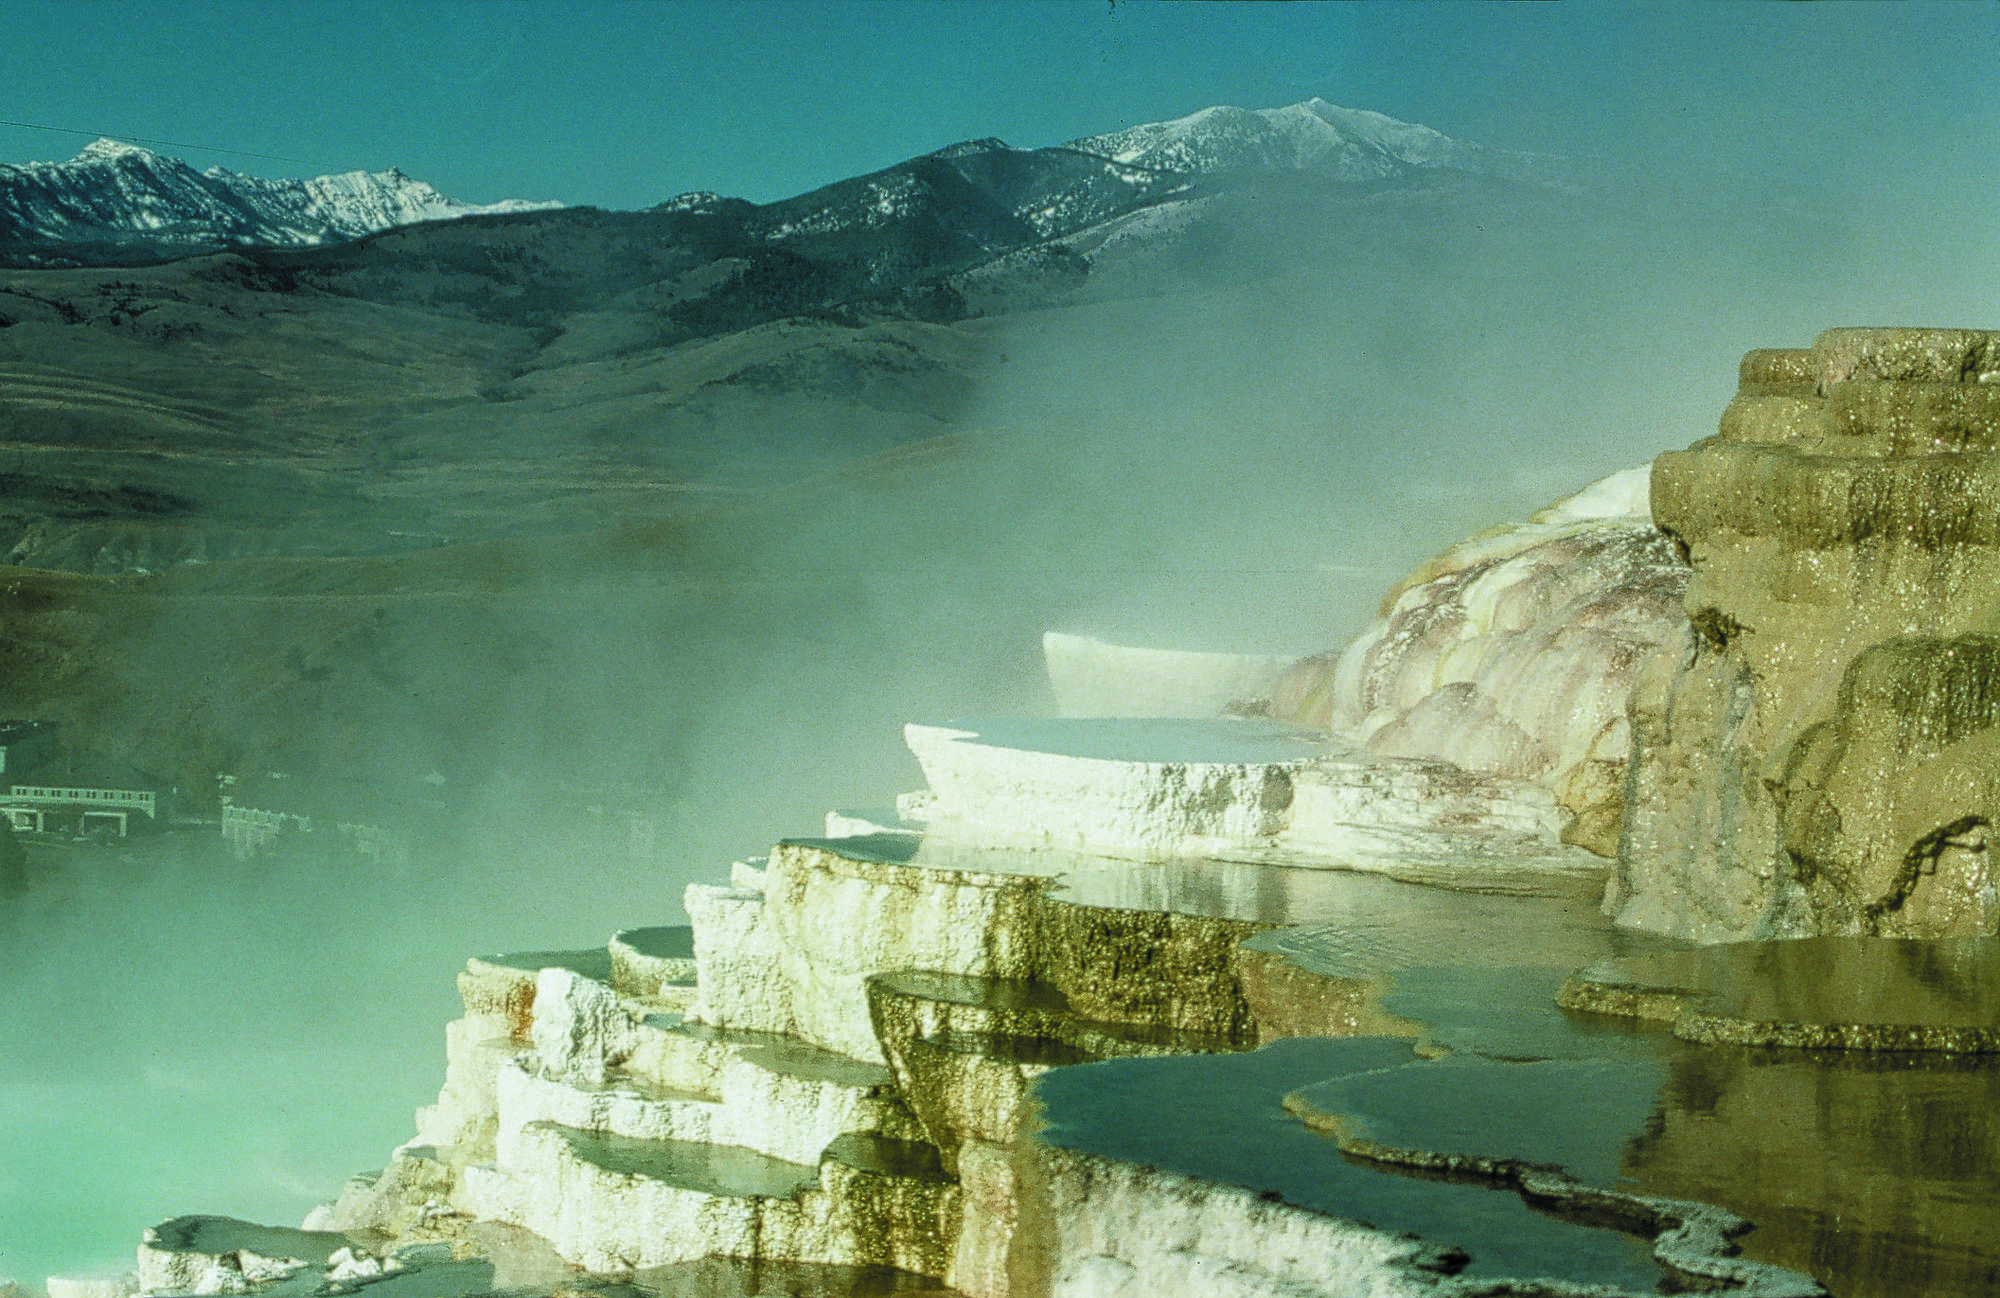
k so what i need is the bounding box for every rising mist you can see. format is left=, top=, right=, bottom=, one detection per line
left=2, top=54, right=1998, bottom=1287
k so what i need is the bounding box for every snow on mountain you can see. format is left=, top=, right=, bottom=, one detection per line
left=748, top=133, right=1190, bottom=270
left=0, top=138, right=559, bottom=255
left=223, top=165, right=558, bottom=239
left=656, top=191, right=729, bottom=213
left=0, top=100, right=1558, bottom=280
left=1068, top=98, right=1555, bottom=185
left=711, top=98, right=1566, bottom=309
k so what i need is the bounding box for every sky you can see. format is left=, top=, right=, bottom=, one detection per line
left=1, top=1, right=1997, bottom=212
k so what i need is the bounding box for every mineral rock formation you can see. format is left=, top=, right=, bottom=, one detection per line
left=285, top=824, right=1821, bottom=1298
left=119, top=334, right=2000, bottom=1298
left=40, top=1279, right=136, bottom=1298
left=903, top=717, right=1603, bottom=880
left=1613, top=328, right=2000, bottom=941
left=135, top=1219, right=340, bottom=1295
left=904, top=718, right=1332, bottom=859
left=1271, top=465, right=1691, bottom=856
left=144, top=660, right=2000, bottom=1294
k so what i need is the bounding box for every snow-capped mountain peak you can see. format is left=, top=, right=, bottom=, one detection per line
left=0, top=139, right=561, bottom=263
left=73, top=137, right=162, bottom=165
left=1067, top=98, right=1551, bottom=185
left=655, top=191, right=730, bottom=214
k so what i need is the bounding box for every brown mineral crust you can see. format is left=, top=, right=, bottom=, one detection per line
left=1811, top=327, right=2000, bottom=390
left=459, top=961, right=541, bottom=1042
left=1235, top=946, right=1418, bottom=1044
left=1739, top=347, right=1814, bottom=388
left=1553, top=974, right=1694, bottom=1025
left=1614, top=327, right=2000, bottom=941
left=1560, top=936, right=2000, bottom=1051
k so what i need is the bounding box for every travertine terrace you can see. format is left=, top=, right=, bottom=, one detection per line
left=1266, top=465, right=1690, bottom=858
left=87, top=335, right=2000, bottom=1298
left=1616, top=328, right=2000, bottom=941
left=272, top=820, right=1827, bottom=1298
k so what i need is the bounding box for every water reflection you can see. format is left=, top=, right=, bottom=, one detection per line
left=795, top=834, right=2000, bottom=1294
left=797, top=829, right=1609, bottom=931
left=1025, top=929, right=2000, bottom=1298
left=1373, top=962, right=2000, bottom=1297
left=1624, top=1045, right=2000, bottom=1296
left=1566, top=937, right=2000, bottom=1050
left=1032, top=1036, right=1667, bottom=1291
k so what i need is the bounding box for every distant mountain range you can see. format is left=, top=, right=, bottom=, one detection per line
left=0, top=101, right=1602, bottom=795
left=0, top=100, right=1563, bottom=271
left=0, top=98, right=1583, bottom=576
left=0, top=138, right=560, bottom=266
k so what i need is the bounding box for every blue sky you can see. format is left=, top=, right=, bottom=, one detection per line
left=1, top=1, right=1997, bottom=213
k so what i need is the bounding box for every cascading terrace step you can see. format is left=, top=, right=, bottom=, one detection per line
left=866, top=968, right=1246, bottom=1177
left=608, top=926, right=698, bottom=1006
left=543, top=1124, right=821, bottom=1199
left=458, top=948, right=615, bottom=1040
left=502, top=1044, right=928, bottom=1172
left=136, top=1218, right=351, bottom=1294
left=900, top=716, right=1605, bottom=882
left=867, top=969, right=1239, bottom=1060
left=591, top=989, right=921, bottom=1118
left=667, top=1017, right=899, bottom=1091
left=461, top=1118, right=961, bottom=1277
left=495, top=1055, right=725, bottom=1153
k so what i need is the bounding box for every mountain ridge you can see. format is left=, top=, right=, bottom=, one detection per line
left=0, top=137, right=560, bottom=265
left=0, top=97, right=1584, bottom=580
left=0, top=101, right=1563, bottom=270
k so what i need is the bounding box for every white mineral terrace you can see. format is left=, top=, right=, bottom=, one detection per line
left=74, top=464, right=2000, bottom=1298
left=77, top=697, right=1856, bottom=1298
left=903, top=716, right=1600, bottom=882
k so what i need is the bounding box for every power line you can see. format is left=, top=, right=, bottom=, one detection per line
left=0, top=118, right=336, bottom=171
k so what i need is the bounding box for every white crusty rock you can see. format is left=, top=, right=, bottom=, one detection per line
left=1019, top=473, right=1686, bottom=864
left=139, top=792, right=1811, bottom=1296
left=824, top=808, right=914, bottom=838
left=1282, top=755, right=1600, bottom=882
left=308, top=1146, right=463, bottom=1240
left=43, top=1276, right=136, bottom=1298
left=607, top=928, right=698, bottom=1002
left=907, top=718, right=1331, bottom=859
left=330, top=919, right=945, bottom=1275
left=1029, top=1147, right=1453, bottom=1298
left=490, top=1050, right=900, bottom=1171
left=903, top=716, right=1602, bottom=879
left=460, top=1119, right=956, bottom=1276
left=529, top=967, right=636, bottom=1086
left=687, top=840, right=1046, bottom=1063
left=321, top=1248, right=400, bottom=1284
left=135, top=1218, right=346, bottom=1295
left=1273, top=465, right=1690, bottom=857
left=411, top=1012, right=516, bottom=1153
